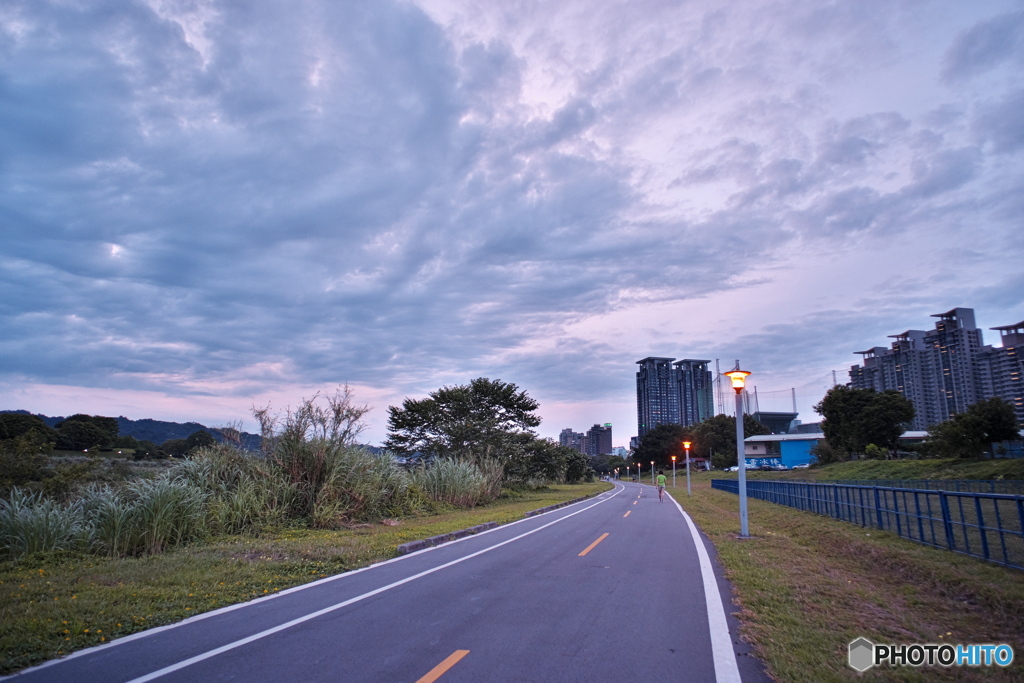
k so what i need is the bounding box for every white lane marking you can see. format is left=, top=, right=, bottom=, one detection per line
left=669, top=496, right=743, bottom=683
left=2, top=485, right=621, bottom=681
left=122, top=486, right=624, bottom=683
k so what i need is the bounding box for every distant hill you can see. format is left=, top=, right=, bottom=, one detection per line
left=0, top=410, right=263, bottom=450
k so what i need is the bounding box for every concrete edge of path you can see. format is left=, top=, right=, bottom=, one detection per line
left=396, top=522, right=499, bottom=554
left=522, top=490, right=606, bottom=517
left=668, top=490, right=772, bottom=683
left=396, top=484, right=610, bottom=554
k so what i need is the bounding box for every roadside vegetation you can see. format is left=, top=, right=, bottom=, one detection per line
left=672, top=474, right=1024, bottom=682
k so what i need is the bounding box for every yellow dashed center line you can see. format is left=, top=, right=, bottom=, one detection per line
left=623, top=511, right=631, bottom=518
left=578, top=533, right=610, bottom=557
left=633, top=500, right=637, bottom=505
left=416, top=650, right=470, bottom=683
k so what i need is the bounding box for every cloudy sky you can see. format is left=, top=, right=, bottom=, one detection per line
left=2, top=0, right=1023, bottom=446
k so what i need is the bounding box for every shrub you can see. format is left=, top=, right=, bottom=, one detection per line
left=79, top=484, right=138, bottom=558
left=0, top=489, right=83, bottom=558
left=128, top=478, right=207, bottom=555
left=412, top=458, right=500, bottom=507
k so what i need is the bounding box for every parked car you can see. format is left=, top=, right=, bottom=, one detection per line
left=792, top=463, right=810, bottom=469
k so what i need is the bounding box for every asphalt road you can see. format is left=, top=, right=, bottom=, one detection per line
left=6, top=482, right=769, bottom=682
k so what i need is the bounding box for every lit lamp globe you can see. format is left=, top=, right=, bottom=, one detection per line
left=725, top=369, right=751, bottom=392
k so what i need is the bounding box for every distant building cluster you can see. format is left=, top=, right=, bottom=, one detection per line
left=635, top=357, right=714, bottom=439
left=559, top=423, right=613, bottom=456
left=849, top=308, right=1024, bottom=429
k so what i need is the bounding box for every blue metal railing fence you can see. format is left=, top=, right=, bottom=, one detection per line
left=711, top=479, right=1024, bottom=570
left=812, top=479, right=1024, bottom=495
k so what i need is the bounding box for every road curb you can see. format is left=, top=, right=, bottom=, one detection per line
left=396, top=486, right=609, bottom=554
left=523, top=492, right=599, bottom=518
left=396, top=522, right=499, bottom=555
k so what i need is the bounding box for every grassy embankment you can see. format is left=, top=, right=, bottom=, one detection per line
left=674, top=461, right=1024, bottom=682
left=0, top=481, right=610, bottom=675
left=742, top=458, right=1024, bottom=482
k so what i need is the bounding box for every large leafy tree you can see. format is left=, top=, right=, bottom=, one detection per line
left=927, top=397, right=1020, bottom=458
left=590, top=453, right=629, bottom=476
left=162, top=430, right=217, bottom=457
left=0, top=413, right=57, bottom=453
left=385, top=378, right=541, bottom=463
left=502, top=437, right=593, bottom=484
left=814, top=386, right=914, bottom=458
left=633, top=423, right=691, bottom=471
left=54, top=414, right=119, bottom=451
left=690, top=414, right=772, bottom=469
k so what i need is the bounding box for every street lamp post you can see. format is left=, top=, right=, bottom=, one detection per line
left=683, top=440, right=692, bottom=496
left=671, top=456, right=676, bottom=488
left=650, top=461, right=655, bottom=486
left=725, top=366, right=752, bottom=538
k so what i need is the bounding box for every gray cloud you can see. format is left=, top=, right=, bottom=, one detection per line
left=2, top=0, right=1023, bottom=439
left=943, top=11, right=1024, bottom=82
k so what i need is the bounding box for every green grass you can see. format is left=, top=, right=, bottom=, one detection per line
left=671, top=475, right=1024, bottom=681
left=0, top=481, right=610, bottom=675
left=744, top=458, right=1024, bottom=482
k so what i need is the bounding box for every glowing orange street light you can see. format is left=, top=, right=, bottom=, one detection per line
left=725, top=365, right=751, bottom=537
left=670, top=455, right=676, bottom=488
left=725, top=369, right=751, bottom=391
left=683, top=440, right=692, bottom=496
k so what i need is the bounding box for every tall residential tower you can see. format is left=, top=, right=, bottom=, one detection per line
left=849, top=308, right=1024, bottom=428
left=636, top=357, right=714, bottom=439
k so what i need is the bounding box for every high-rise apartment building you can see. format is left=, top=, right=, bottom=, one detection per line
left=636, top=357, right=714, bottom=439
left=586, top=424, right=613, bottom=456
left=558, top=428, right=585, bottom=453
left=980, top=321, right=1024, bottom=425
left=849, top=308, right=1024, bottom=428
left=636, top=357, right=678, bottom=439
left=675, top=359, right=714, bottom=426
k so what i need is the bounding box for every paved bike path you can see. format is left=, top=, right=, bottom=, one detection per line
left=7, top=483, right=769, bottom=682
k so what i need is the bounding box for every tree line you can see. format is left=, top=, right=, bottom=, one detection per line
left=0, top=412, right=217, bottom=458
left=622, top=386, right=1020, bottom=472
left=814, top=387, right=1019, bottom=461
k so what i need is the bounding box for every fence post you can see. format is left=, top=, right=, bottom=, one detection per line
left=939, top=491, right=955, bottom=551
left=873, top=487, right=883, bottom=530
left=893, top=491, right=903, bottom=538
left=913, top=491, right=924, bottom=542
left=974, top=496, right=990, bottom=561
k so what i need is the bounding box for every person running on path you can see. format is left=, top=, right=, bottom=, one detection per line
left=656, top=470, right=667, bottom=501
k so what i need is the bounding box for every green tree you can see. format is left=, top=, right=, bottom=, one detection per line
left=927, top=398, right=1021, bottom=458
left=185, top=430, right=216, bottom=451
left=814, top=386, right=915, bottom=458
left=55, top=419, right=112, bottom=451
left=691, top=414, right=771, bottom=468
left=633, top=423, right=690, bottom=471
left=385, top=378, right=541, bottom=464
left=590, top=453, right=628, bottom=475
left=563, top=449, right=594, bottom=483
left=0, top=414, right=56, bottom=453
left=161, top=431, right=216, bottom=457
left=57, top=414, right=118, bottom=445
